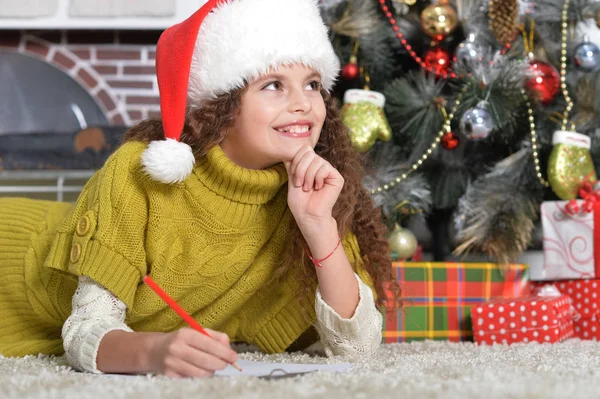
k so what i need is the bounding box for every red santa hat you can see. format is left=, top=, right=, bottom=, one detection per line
left=142, top=0, right=340, bottom=184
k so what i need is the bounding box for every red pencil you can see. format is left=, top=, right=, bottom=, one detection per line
left=142, top=275, right=242, bottom=372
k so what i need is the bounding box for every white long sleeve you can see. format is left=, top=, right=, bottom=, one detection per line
left=63, top=273, right=382, bottom=373
left=314, top=273, right=383, bottom=360
left=62, top=276, right=133, bottom=374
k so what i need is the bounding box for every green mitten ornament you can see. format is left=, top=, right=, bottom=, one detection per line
left=547, top=130, right=597, bottom=200
left=342, top=89, right=392, bottom=152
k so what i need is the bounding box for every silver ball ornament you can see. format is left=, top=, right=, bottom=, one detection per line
left=454, top=33, right=482, bottom=70
left=574, top=41, right=600, bottom=72
left=459, top=101, right=495, bottom=141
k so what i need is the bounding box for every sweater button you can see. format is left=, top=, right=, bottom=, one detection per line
left=76, top=217, right=90, bottom=236
left=70, top=243, right=82, bottom=263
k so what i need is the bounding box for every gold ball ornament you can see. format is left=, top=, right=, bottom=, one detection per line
left=388, top=224, right=418, bottom=260
left=420, top=1, right=459, bottom=40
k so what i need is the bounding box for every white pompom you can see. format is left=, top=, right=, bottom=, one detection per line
left=141, top=138, right=195, bottom=184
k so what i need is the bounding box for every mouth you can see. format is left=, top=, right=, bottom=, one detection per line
left=273, top=122, right=314, bottom=138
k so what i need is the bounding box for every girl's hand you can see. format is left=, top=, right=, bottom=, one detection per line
left=283, top=146, right=344, bottom=230
left=148, top=327, right=237, bottom=378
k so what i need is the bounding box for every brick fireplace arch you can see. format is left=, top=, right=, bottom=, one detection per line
left=1, top=35, right=127, bottom=125
left=0, top=30, right=161, bottom=126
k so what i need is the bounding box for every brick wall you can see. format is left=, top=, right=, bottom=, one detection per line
left=0, top=30, right=162, bottom=126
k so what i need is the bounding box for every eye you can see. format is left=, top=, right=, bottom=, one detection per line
left=263, top=81, right=282, bottom=91
left=306, top=80, right=322, bottom=91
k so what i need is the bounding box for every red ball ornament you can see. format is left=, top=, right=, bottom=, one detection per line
left=525, top=60, right=560, bottom=105
left=441, top=131, right=459, bottom=150
left=341, top=56, right=359, bottom=80
left=424, top=47, right=451, bottom=74
left=341, top=62, right=359, bottom=80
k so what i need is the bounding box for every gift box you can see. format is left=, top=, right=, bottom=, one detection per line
left=383, top=262, right=530, bottom=343
left=471, top=295, right=574, bottom=345
left=535, top=200, right=600, bottom=281
left=531, top=280, right=600, bottom=340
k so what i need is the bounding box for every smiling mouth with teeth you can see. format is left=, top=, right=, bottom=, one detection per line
left=276, top=125, right=311, bottom=134
left=274, top=124, right=313, bottom=137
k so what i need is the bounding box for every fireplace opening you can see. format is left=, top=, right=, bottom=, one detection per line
left=0, top=47, right=128, bottom=201
left=0, top=50, right=109, bottom=135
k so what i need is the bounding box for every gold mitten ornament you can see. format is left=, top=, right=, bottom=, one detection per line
left=547, top=130, right=597, bottom=200
left=342, top=89, right=392, bottom=152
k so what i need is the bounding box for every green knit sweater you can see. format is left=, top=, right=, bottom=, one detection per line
left=0, top=140, right=368, bottom=356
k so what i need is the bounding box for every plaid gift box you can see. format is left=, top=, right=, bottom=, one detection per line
left=531, top=280, right=600, bottom=340
left=383, top=262, right=530, bottom=342
left=471, top=295, right=574, bottom=345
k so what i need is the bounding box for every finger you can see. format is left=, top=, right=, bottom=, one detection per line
left=170, top=359, right=215, bottom=378
left=291, top=146, right=315, bottom=180
left=304, top=159, right=325, bottom=191
left=313, top=163, right=330, bottom=190
left=164, top=370, right=185, bottom=379
left=293, top=150, right=317, bottom=188
left=204, top=328, right=231, bottom=348
left=179, top=348, right=229, bottom=372
left=182, top=329, right=238, bottom=364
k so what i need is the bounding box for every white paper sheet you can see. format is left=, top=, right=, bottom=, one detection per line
left=100, top=360, right=352, bottom=379
left=215, top=360, right=352, bottom=378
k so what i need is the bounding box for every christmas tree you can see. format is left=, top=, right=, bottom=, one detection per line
left=319, top=0, right=600, bottom=264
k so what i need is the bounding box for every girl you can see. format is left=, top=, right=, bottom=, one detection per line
left=0, top=0, right=400, bottom=378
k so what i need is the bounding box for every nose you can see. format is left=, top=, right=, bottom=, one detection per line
left=287, top=86, right=312, bottom=114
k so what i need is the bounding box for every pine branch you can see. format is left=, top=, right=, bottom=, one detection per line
left=319, top=0, right=346, bottom=25
left=364, top=170, right=431, bottom=221
left=532, top=0, right=597, bottom=20
left=530, top=0, right=568, bottom=22
left=363, top=140, right=432, bottom=226
left=383, top=71, right=446, bottom=150
left=453, top=149, right=543, bottom=264
left=455, top=0, right=484, bottom=24
left=573, top=74, right=597, bottom=128
left=359, top=25, right=401, bottom=91
left=425, top=160, right=471, bottom=209
left=324, top=0, right=380, bottom=38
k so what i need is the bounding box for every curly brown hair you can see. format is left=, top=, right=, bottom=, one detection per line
left=123, top=88, right=401, bottom=312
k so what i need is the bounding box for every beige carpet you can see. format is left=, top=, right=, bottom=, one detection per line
left=2, top=340, right=600, bottom=399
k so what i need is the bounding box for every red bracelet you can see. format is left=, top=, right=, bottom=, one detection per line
left=304, top=236, right=342, bottom=268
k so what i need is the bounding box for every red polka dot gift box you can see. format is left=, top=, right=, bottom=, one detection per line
left=531, top=280, right=600, bottom=340
left=471, top=296, right=575, bottom=345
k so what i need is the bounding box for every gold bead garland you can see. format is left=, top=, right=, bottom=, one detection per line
left=559, top=0, right=576, bottom=131
left=369, top=85, right=470, bottom=195
left=523, top=90, right=550, bottom=187
left=523, top=0, right=572, bottom=188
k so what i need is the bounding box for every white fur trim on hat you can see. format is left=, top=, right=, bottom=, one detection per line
left=188, top=0, right=339, bottom=105
left=141, top=139, right=196, bottom=184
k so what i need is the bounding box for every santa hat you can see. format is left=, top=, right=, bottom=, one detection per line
left=142, top=0, right=340, bottom=184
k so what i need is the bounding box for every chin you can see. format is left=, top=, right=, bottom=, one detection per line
left=284, top=141, right=316, bottom=157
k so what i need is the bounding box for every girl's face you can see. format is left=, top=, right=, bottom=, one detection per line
left=220, top=64, right=326, bottom=170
